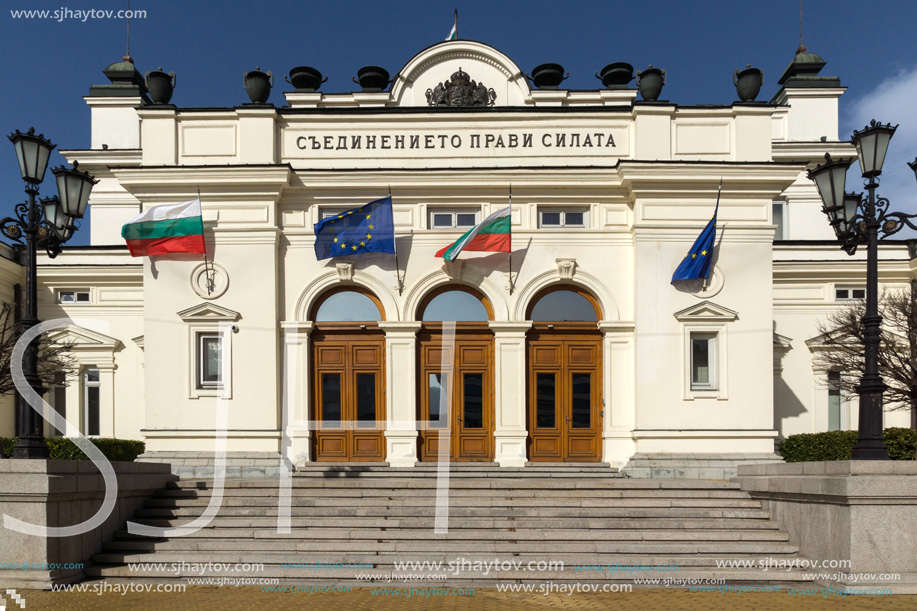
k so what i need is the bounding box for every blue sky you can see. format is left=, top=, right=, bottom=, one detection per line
left=2, top=0, right=917, bottom=245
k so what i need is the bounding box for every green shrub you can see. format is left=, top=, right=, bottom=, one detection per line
left=778, top=430, right=858, bottom=462
left=779, top=428, right=916, bottom=462
left=884, top=427, right=917, bottom=460
left=0, top=437, right=14, bottom=458
left=0, top=437, right=144, bottom=461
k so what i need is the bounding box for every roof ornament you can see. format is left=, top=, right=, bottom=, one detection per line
left=425, top=67, right=496, bottom=107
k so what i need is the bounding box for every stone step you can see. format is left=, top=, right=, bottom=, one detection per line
left=133, top=509, right=780, bottom=528
left=93, top=550, right=798, bottom=566
left=145, top=489, right=752, bottom=505
left=124, top=516, right=784, bottom=532
left=134, top=510, right=773, bottom=522
left=144, top=497, right=763, bottom=508
left=165, top=479, right=738, bottom=490
left=102, top=539, right=800, bottom=554
left=83, top=565, right=814, bottom=583
left=112, top=526, right=790, bottom=542
left=155, top=490, right=752, bottom=501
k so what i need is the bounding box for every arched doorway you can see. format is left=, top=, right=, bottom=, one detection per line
left=526, top=286, right=602, bottom=462
left=417, top=286, right=494, bottom=462
left=310, top=287, right=386, bottom=461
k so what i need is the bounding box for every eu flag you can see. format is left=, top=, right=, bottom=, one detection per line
left=671, top=214, right=717, bottom=283
left=314, top=196, right=396, bottom=261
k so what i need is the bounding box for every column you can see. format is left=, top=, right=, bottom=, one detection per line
left=489, top=321, right=532, bottom=467
left=378, top=322, right=422, bottom=467
left=599, top=320, right=636, bottom=468
left=280, top=321, right=312, bottom=467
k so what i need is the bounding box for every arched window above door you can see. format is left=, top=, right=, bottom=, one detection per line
left=311, top=288, right=384, bottom=322
left=418, top=286, right=493, bottom=322
left=527, top=287, right=600, bottom=322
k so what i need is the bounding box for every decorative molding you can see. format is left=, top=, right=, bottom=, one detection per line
left=687, top=265, right=725, bottom=299
left=674, top=300, right=738, bottom=323
left=190, top=262, right=229, bottom=300
left=47, top=326, right=122, bottom=351
left=177, top=302, right=241, bottom=322
left=132, top=335, right=145, bottom=350
left=335, top=262, right=354, bottom=282
left=556, top=258, right=577, bottom=280
left=442, top=260, right=464, bottom=281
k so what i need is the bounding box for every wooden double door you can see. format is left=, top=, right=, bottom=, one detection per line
left=417, top=326, right=494, bottom=461
left=527, top=324, right=602, bottom=462
left=311, top=327, right=385, bottom=461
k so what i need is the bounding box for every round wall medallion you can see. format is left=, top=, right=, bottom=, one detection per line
left=190, top=262, right=229, bottom=299
left=687, top=265, right=725, bottom=298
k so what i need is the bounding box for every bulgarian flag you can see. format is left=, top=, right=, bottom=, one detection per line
left=121, top=199, right=206, bottom=257
left=445, top=8, right=457, bottom=40
left=436, top=206, right=511, bottom=262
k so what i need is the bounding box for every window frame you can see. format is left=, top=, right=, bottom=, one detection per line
left=58, top=290, right=91, bottom=304
left=197, top=332, right=224, bottom=390
left=83, top=367, right=101, bottom=438
left=689, top=332, right=717, bottom=391
left=772, top=200, right=787, bottom=240
left=674, top=301, right=736, bottom=401
left=537, top=207, right=588, bottom=229
left=426, top=208, right=480, bottom=230
left=835, top=286, right=866, bottom=301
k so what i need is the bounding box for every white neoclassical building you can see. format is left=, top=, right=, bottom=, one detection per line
left=0, top=40, right=910, bottom=475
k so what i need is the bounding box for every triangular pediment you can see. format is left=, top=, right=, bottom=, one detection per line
left=177, top=303, right=241, bottom=322
left=47, top=325, right=121, bottom=350
left=674, top=300, right=738, bottom=322
left=774, top=333, right=793, bottom=351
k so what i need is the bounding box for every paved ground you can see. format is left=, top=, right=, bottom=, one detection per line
left=14, top=585, right=917, bottom=610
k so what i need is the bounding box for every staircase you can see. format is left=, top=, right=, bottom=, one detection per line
left=87, top=464, right=816, bottom=587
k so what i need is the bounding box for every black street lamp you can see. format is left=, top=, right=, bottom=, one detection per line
left=2, top=127, right=96, bottom=459
left=809, top=120, right=917, bottom=460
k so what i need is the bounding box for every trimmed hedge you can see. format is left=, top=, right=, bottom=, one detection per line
left=779, top=428, right=916, bottom=462
left=0, top=437, right=145, bottom=461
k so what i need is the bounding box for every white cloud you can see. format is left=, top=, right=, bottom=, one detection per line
left=843, top=66, right=917, bottom=219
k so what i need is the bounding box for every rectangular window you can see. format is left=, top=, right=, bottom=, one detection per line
left=83, top=368, right=100, bottom=437
left=570, top=372, right=591, bottom=428
left=690, top=332, right=717, bottom=390
left=835, top=287, right=866, bottom=301
left=198, top=333, right=223, bottom=389
left=538, top=208, right=587, bottom=228
left=58, top=290, right=90, bottom=304
left=773, top=201, right=786, bottom=240
left=48, top=371, right=66, bottom=437
left=321, top=209, right=364, bottom=227
left=828, top=371, right=842, bottom=431
left=428, top=373, right=448, bottom=428
left=462, top=373, right=483, bottom=429
left=427, top=209, right=479, bottom=229
left=535, top=372, right=556, bottom=428
left=321, top=373, right=342, bottom=428
left=356, top=372, right=376, bottom=427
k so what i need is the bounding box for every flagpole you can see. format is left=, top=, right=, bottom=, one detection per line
left=197, top=186, right=214, bottom=295
left=389, top=185, right=404, bottom=295
left=508, top=184, right=513, bottom=294
left=454, top=7, right=458, bottom=39
left=704, top=178, right=723, bottom=291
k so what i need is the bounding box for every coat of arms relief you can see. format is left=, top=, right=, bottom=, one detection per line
left=425, top=67, right=496, bottom=107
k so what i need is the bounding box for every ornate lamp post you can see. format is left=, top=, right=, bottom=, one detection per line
left=808, top=120, right=917, bottom=460
left=2, top=127, right=96, bottom=458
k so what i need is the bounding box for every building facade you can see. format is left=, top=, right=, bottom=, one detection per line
left=2, top=40, right=911, bottom=472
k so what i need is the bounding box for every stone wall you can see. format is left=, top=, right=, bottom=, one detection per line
left=0, top=459, right=176, bottom=589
